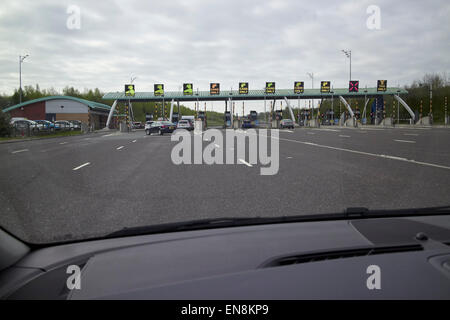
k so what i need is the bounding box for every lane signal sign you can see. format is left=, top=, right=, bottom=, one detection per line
left=239, top=82, right=249, bottom=94
left=349, top=81, right=359, bottom=92
left=265, top=82, right=275, bottom=94
left=183, top=83, right=193, bottom=95
left=320, top=81, right=331, bottom=93
left=125, top=84, right=135, bottom=96
left=210, top=83, right=220, bottom=95
left=294, top=81, right=304, bottom=93
left=154, top=84, right=164, bottom=96
left=377, top=80, right=387, bottom=92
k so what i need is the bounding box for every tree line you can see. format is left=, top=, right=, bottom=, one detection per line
left=1, top=73, right=449, bottom=124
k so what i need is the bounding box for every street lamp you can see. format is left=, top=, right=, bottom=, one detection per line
left=341, top=49, right=351, bottom=81
left=128, top=76, right=137, bottom=125
left=19, top=54, right=29, bottom=104
left=307, top=72, right=314, bottom=115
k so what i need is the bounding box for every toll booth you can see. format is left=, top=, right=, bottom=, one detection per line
left=249, top=110, right=258, bottom=127
left=171, top=112, right=179, bottom=124
left=198, top=111, right=207, bottom=128
left=371, top=96, right=384, bottom=125
left=322, top=110, right=334, bottom=125
left=354, top=108, right=361, bottom=121
left=224, top=111, right=232, bottom=128
left=298, top=110, right=310, bottom=126
left=275, top=110, right=283, bottom=121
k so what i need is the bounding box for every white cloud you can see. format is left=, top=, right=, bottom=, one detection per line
left=0, top=0, right=449, bottom=112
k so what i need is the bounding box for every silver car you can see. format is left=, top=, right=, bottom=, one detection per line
left=176, top=119, right=193, bottom=131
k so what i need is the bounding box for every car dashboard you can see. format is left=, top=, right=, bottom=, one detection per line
left=1, top=215, right=450, bottom=299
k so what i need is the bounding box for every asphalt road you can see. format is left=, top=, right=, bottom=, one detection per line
left=1, top=126, right=450, bottom=244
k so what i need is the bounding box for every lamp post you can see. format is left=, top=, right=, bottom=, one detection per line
left=19, top=54, right=29, bottom=104
left=341, top=49, right=351, bottom=81
left=128, top=76, right=136, bottom=128
left=307, top=72, right=314, bottom=116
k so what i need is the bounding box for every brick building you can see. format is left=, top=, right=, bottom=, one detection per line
left=2, top=96, right=111, bottom=130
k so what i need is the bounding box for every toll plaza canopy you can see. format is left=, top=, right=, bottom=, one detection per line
left=102, top=87, right=408, bottom=102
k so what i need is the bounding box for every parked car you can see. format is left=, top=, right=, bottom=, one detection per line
left=11, top=119, right=42, bottom=132
left=68, top=120, right=81, bottom=130
left=54, top=120, right=73, bottom=130
left=10, top=117, right=27, bottom=123
left=145, top=121, right=176, bottom=135
left=176, top=119, right=194, bottom=131
left=35, top=120, right=55, bottom=131
left=280, top=119, right=294, bottom=129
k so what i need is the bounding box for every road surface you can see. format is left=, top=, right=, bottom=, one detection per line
left=1, top=126, right=450, bottom=243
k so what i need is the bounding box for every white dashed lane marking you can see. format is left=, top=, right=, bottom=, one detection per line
left=238, top=159, right=253, bottom=167
left=72, top=162, right=90, bottom=171
left=11, top=149, right=29, bottom=154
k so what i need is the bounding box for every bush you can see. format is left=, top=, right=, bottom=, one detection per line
left=0, top=112, right=12, bottom=137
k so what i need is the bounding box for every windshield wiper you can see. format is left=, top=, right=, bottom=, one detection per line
left=106, top=205, right=450, bottom=238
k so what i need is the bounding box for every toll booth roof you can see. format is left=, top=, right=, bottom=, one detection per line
left=102, top=88, right=408, bottom=102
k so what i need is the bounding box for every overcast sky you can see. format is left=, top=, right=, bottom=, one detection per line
left=1, top=0, right=449, bottom=111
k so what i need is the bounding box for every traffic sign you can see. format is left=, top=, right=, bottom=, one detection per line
left=320, top=81, right=331, bottom=93
left=154, top=84, right=164, bottom=96
left=265, top=82, right=275, bottom=94
left=377, top=80, right=387, bottom=92
left=210, top=83, right=220, bottom=95
left=125, top=84, right=135, bottom=96
left=349, top=81, right=359, bottom=92
left=239, top=82, right=249, bottom=94
left=294, top=81, right=304, bottom=93
left=183, top=83, right=193, bottom=95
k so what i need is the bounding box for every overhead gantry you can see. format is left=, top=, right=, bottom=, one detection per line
left=102, top=87, right=412, bottom=129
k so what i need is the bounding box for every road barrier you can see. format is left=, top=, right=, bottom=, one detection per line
left=416, top=116, right=432, bottom=126
left=379, top=117, right=394, bottom=127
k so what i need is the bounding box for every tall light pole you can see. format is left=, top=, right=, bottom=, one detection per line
left=307, top=72, right=314, bottom=115
left=341, top=49, right=351, bottom=81
left=19, top=54, right=29, bottom=104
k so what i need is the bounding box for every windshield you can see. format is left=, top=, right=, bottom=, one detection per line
left=1, top=1, right=449, bottom=245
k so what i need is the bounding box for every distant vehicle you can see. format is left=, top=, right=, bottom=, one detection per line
left=10, top=117, right=27, bottom=123
left=145, top=121, right=176, bottom=135
left=35, top=120, right=55, bottom=131
left=242, top=119, right=253, bottom=129
left=176, top=119, right=193, bottom=131
left=68, top=120, right=81, bottom=130
left=181, top=115, right=195, bottom=126
left=11, top=119, right=42, bottom=131
left=54, top=120, right=73, bottom=130
left=132, top=121, right=144, bottom=129
left=321, top=110, right=335, bottom=125
left=280, top=119, right=294, bottom=129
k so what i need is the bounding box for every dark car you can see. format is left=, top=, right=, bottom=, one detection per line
left=241, top=119, right=253, bottom=129
left=145, top=121, right=176, bottom=135
left=280, top=119, right=294, bottom=129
